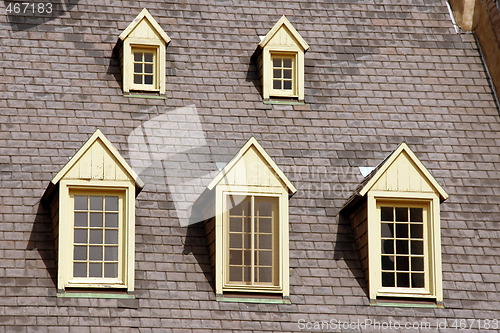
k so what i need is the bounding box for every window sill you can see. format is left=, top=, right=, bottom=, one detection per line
left=263, top=98, right=304, bottom=105
left=57, top=290, right=135, bottom=299
left=216, top=295, right=291, bottom=304
left=124, top=93, right=167, bottom=100
left=370, top=298, right=443, bottom=308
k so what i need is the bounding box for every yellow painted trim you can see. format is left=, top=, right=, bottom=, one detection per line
left=119, top=8, right=171, bottom=44
left=207, top=137, right=297, bottom=194
left=50, top=130, right=144, bottom=189
left=359, top=143, right=449, bottom=201
left=259, top=15, right=309, bottom=51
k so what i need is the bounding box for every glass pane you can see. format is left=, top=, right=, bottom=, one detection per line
left=412, top=273, right=425, bottom=288
left=134, top=75, right=142, bottom=84
left=410, top=208, right=423, bottom=222
left=243, top=233, right=251, bottom=249
left=89, top=263, right=102, bottom=277
left=395, top=207, right=408, bottom=222
left=74, top=229, right=87, bottom=243
left=410, top=224, right=423, bottom=238
left=89, top=246, right=102, bottom=261
left=229, top=234, right=242, bottom=248
left=396, top=256, right=409, bottom=271
left=74, top=262, right=87, bottom=277
left=283, top=58, right=292, bottom=68
left=258, top=251, right=272, bottom=266
left=381, top=223, right=393, bottom=238
left=105, top=213, right=118, bottom=228
left=90, top=196, right=103, bottom=211
left=74, top=246, right=87, bottom=260
left=259, top=267, right=272, bottom=283
left=381, top=207, right=393, bottom=221
left=145, top=64, right=153, bottom=74
left=382, top=272, right=395, bottom=287
left=144, top=53, right=153, bottom=62
left=258, top=201, right=273, bottom=217
left=106, top=196, right=118, bottom=211
left=283, top=80, right=292, bottom=90
left=283, top=69, right=292, bottom=79
left=381, top=255, right=394, bottom=270
left=381, top=239, right=394, bottom=254
left=89, top=229, right=103, bottom=244
left=229, top=217, right=242, bottom=232
left=74, top=196, right=87, bottom=210
left=134, top=52, right=142, bottom=61
left=273, top=69, right=281, bottom=79
left=411, top=257, right=424, bottom=272
left=397, top=272, right=410, bottom=288
left=273, top=58, right=281, bottom=67
left=396, top=223, right=408, bottom=238
left=243, top=250, right=251, bottom=265
left=273, top=80, right=281, bottom=89
left=259, top=234, right=272, bottom=250
left=229, top=250, right=242, bottom=265
left=243, top=217, right=251, bottom=233
left=396, top=240, right=409, bottom=254
left=411, top=240, right=424, bottom=255
left=104, top=263, right=118, bottom=278
left=243, top=266, right=251, bottom=282
left=229, top=266, right=242, bottom=281
left=105, top=246, right=118, bottom=261
left=74, top=212, right=88, bottom=227
left=228, top=195, right=247, bottom=215
left=105, top=230, right=118, bottom=245
left=259, top=218, right=272, bottom=233
left=90, top=212, right=103, bottom=227
left=144, top=75, right=153, bottom=85
left=134, top=63, right=142, bottom=73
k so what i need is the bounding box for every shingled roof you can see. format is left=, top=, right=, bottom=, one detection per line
left=1, top=0, right=499, bottom=331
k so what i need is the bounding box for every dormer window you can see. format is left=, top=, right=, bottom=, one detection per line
left=119, top=9, right=170, bottom=96
left=257, top=16, right=309, bottom=103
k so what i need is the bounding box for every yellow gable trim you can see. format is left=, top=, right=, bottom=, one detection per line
left=359, top=142, right=448, bottom=201
left=119, top=8, right=171, bottom=44
left=259, top=15, right=309, bottom=51
left=207, top=137, right=297, bottom=194
left=51, top=129, right=144, bottom=189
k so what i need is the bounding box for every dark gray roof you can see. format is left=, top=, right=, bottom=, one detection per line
left=1, top=0, right=499, bottom=331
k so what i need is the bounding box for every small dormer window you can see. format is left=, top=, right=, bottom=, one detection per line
left=257, top=16, right=309, bottom=103
left=119, top=9, right=170, bottom=96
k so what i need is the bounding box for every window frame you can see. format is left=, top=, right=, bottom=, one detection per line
left=58, top=180, right=135, bottom=292
left=129, top=46, right=159, bottom=92
left=367, top=191, right=442, bottom=301
left=216, top=185, right=289, bottom=295
left=269, top=52, right=297, bottom=98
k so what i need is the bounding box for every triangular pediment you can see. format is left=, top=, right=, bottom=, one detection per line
left=207, top=137, right=297, bottom=194
left=259, top=16, right=309, bottom=51
left=359, top=143, right=448, bottom=201
left=119, top=8, right=170, bottom=44
left=51, top=130, right=144, bottom=190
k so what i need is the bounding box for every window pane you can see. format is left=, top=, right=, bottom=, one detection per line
left=228, top=195, right=246, bottom=215
left=283, top=58, right=292, bottom=68
left=412, top=273, right=425, bottom=288
left=381, top=223, right=393, bottom=237
left=105, top=213, right=118, bottom=228
left=229, top=250, right=242, bottom=265
left=396, top=256, right=409, bottom=271
left=381, top=239, right=394, bottom=254
left=229, top=234, right=242, bottom=248
left=74, top=246, right=87, bottom=260
left=396, top=240, right=409, bottom=254
left=105, top=230, right=118, bottom=245
left=411, top=240, right=424, bottom=255
left=144, top=53, right=153, bottom=62
left=395, top=207, right=408, bottom=222
left=89, top=246, right=102, bottom=261
left=258, top=267, right=272, bottom=283
left=410, top=208, right=423, bottom=222
left=89, top=263, right=102, bottom=277
left=273, top=80, right=281, bottom=89
left=243, top=266, right=251, bottom=282
left=397, top=272, right=410, bottom=288
left=283, top=80, right=292, bottom=90
left=243, top=217, right=251, bottom=233
left=106, top=196, right=118, bottom=211
left=259, top=234, right=272, bottom=250
left=74, top=262, right=87, bottom=277
left=381, top=255, right=394, bottom=270
left=74, top=229, right=87, bottom=243
left=258, top=251, right=272, bottom=266
left=90, top=212, right=103, bottom=227
left=230, top=217, right=242, bottom=232
left=144, top=75, right=153, bottom=85
left=273, top=69, right=281, bottom=79
left=134, top=63, right=142, bottom=73
left=410, top=224, right=423, bottom=238
left=243, top=233, right=251, bottom=249
left=259, top=218, right=272, bottom=233
left=104, top=263, right=118, bottom=278
left=382, top=272, right=395, bottom=287
left=89, top=229, right=103, bottom=244
left=243, top=250, right=251, bottom=265
left=134, top=52, right=142, bottom=61
left=395, top=223, right=408, bottom=238
left=105, top=246, right=118, bottom=261
left=257, top=201, right=273, bottom=217
left=90, top=196, right=103, bottom=211
left=134, top=75, right=142, bottom=84
left=411, top=257, right=424, bottom=272
left=381, top=207, right=393, bottom=221
left=283, top=69, right=292, bottom=79
left=75, top=196, right=87, bottom=210
left=273, top=58, right=281, bottom=67
left=229, top=266, right=242, bottom=282
left=74, top=212, right=88, bottom=227
left=145, top=64, right=153, bottom=74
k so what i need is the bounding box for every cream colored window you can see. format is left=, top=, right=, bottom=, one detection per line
left=72, top=192, right=123, bottom=281
left=271, top=55, right=295, bottom=95
left=131, top=48, right=157, bottom=91
left=378, top=203, right=428, bottom=291
left=227, top=195, right=279, bottom=287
